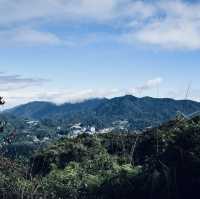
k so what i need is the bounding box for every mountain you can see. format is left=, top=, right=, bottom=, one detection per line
left=6, top=95, right=200, bottom=130
left=7, top=101, right=57, bottom=119
left=7, top=98, right=107, bottom=118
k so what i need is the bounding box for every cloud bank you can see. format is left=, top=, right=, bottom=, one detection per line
left=0, top=73, right=163, bottom=108
left=2, top=73, right=199, bottom=109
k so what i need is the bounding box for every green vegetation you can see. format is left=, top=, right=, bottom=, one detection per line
left=1, top=115, right=200, bottom=198
left=7, top=95, right=200, bottom=130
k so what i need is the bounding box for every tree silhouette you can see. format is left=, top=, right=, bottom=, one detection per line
left=0, top=97, right=5, bottom=133
left=0, top=97, right=5, bottom=105
left=0, top=97, right=16, bottom=148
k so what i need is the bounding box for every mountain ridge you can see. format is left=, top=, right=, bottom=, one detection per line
left=6, top=95, right=200, bottom=130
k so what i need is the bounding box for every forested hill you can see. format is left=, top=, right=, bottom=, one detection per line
left=2, top=115, right=200, bottom=198
left=6, top=95, right=200, bottom=129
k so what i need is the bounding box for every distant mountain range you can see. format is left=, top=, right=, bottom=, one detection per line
left=6, top=95, right=200, bottom=130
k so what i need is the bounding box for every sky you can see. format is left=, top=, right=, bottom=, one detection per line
left=0, top=0, right=200, bottom=108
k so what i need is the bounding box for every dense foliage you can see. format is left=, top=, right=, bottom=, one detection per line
left=1, top=115, right=200, bottom=198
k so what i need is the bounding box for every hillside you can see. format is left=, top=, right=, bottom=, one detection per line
left=3, top=95, right=200, bottom=160
left=6, top=95, right=200, bottom=130
left=1, top=115, right=200, bottom=198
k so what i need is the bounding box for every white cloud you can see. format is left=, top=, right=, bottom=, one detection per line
left=0, top=1, right=200, bottom=48
left=128, top=77, right=163, bottom=95
left=2, top=88, right=122, bottom=108
left=12, top=29, right=62, bottom=45
left=122, top=0, right=200, bottom=50
left=0, top=0, right=118, bottom=25
left=122, top=1, right=156, bottom=20
left=143, top=78, right=163, bottom=89
left=0, top=28, right=62, bottom=46
left=134, top=17, right=200, bottom=50
left=0, top=72, right=49, bottom=91
left=0, top=74, right=164, bottom=108
left=0, top=0, right=144, bottom=25
left=0, top=0, right=120, bottom=46
left=2, top=76, right=198, bottom=108
left=66, top=0, right=117, bottom=21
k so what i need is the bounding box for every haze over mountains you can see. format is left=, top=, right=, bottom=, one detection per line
left=6, top=95, right=200, bottom=130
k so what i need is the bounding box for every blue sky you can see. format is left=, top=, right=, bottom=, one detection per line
left=0, top=0, right=200, bottom=107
